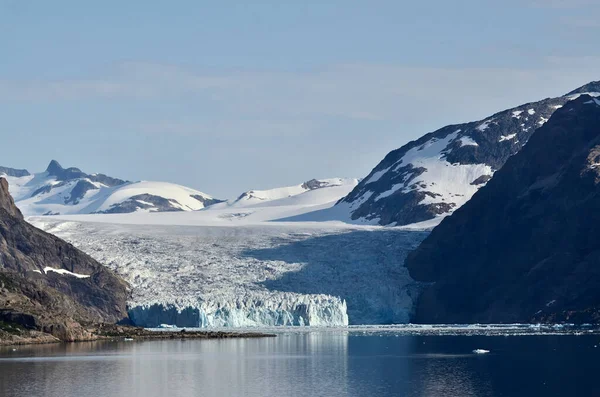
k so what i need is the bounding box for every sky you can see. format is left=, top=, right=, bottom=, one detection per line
left=1, top=0, right=599, bottom=198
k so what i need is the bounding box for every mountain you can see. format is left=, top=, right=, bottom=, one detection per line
left=1, top=160, right=222, bottom=216
left=0, top=166, right=30, bottom=178
left=336, top=81, right=600, bottom=226
left=405, top=95, right=600, bottom=324
left=0, top=177, right=129, bottom=342
left=217, top=178, right=359, bottom=209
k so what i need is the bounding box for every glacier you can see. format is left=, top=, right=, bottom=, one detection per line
left=128, top=296, right=348, bottom=328
left=33, top=217, right=428, bottom=328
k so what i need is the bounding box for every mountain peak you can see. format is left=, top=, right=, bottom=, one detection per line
left=46, top=160, right=64, bottom=175
left=565, top=80, right=600, bottom=97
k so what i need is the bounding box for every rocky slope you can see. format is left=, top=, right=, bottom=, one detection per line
left=0, top=177, right=130, bottom=341
left=0, top=160, right=221, bottom=215
left=405, top=95, right=600, bottom=323
left=337, top=81, right=600, bottom=226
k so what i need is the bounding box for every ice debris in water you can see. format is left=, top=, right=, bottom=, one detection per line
left=473, top=349, right=490, bottom=354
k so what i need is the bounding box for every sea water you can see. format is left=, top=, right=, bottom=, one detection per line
left=0, top=327, right=598, bottom=397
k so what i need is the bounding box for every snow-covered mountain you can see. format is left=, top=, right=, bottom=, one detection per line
left=334, top=81, right=600, bottom=226
left=214, top=178, right=359, bottom=209
left=1, top=160, right=222, bottom=216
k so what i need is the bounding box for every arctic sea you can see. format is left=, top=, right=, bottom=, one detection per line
left=0, top=326, right=598, bottom=397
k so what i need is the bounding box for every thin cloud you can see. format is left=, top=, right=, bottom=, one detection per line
left=1, top=60, right=599, bottom=128
left=529, top=0, right=598, bottom=8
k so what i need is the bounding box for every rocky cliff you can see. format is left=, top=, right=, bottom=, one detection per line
left=0, top=177, right=130, bottom=342
left=406, top=95, right=600, bottom=323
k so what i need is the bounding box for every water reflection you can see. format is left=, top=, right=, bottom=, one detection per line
left=0, top=332, right=350, bottom=397
left=0, top=333, right=598, bottom=397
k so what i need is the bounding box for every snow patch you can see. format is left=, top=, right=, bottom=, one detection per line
left=476, top=120, right=492, bottom=132
left=365, top=167, right=391, bottom=185
left=458, top=136, right=478, bottom=147
left=43, top=267, right=90, bottom=279
left=499, top=134, right=517, bottom=142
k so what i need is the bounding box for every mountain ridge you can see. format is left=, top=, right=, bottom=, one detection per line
left=336, top=81, right=600, bottom=226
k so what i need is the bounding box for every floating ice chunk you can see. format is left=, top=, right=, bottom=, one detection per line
left=473, top=349, right=490, bottom=354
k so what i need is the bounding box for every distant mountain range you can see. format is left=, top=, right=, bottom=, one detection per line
left=215, top=178, right=359, bottom=209
left=335, top=81, right=600, bottom=226
left=0, top=160, right=222, bottom=216
left=0, top=160, right=358, bottom=218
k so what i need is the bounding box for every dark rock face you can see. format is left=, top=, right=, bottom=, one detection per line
left=64, top=180, right=98, bottom=205
left=339, top=83, right=600, bottom=226
left=302, top=179, right=330, bottom=190
left=0, top=166, right=30, bottom=178
left=190, top=195, right=225, bottom=208
left=30, top=184, right=55, bottom=197
left=406, top=95, right=600, bottom=324
left=98, top=193, right=184, bottom=213
left=0, top=178, right=130, bottom=339
left=46, top=160, right=126, bottom=187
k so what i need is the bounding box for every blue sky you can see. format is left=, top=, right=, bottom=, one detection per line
left=1, top=0, right=599, bottom=197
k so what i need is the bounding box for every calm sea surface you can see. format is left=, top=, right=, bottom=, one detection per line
left=0, top=330, right=598, bottom=397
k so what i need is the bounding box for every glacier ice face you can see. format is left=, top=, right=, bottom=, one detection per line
left=33, top=219, right=427, bottom=327
left=129, top=296, right=348, bottom=328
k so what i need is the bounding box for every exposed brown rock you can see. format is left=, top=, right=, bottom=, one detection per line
left=0, top=177, right=130, bottom=341
left=0, top=178, right=22, bottom=220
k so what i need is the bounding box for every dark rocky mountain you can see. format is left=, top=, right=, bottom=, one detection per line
left=338, top=81, right=600, bottom=226
left=99, top=193, right=193, bottom=213
left=46, top=160, right=127, bottom=187
left=0, top=166, right=30, bottom=178
left=190, top=194, right=226, bottom=207
left=406, top=95, right=600, bottom=324
left=0, top=177, right=130, bottom=341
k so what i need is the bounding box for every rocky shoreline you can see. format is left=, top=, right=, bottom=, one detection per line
left=0, top=322, right=275, bottom=346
